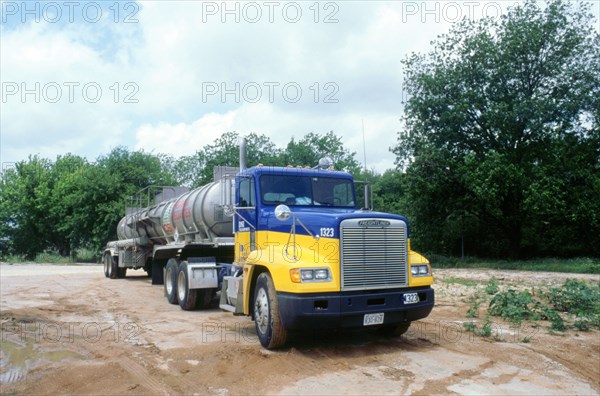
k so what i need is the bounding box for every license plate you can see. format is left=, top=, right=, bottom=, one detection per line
left=363, top=313, right=384, bottom=326
left=403, top=293, right=419, bottom=304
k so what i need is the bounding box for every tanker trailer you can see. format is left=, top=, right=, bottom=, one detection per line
left=103, top=167, right=239, bottom=310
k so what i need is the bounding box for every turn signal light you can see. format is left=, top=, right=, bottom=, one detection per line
left=290, top=268, right=302, bottom=283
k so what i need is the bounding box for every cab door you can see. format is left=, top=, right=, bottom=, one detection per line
left=234, top=176, right=257, bottom=264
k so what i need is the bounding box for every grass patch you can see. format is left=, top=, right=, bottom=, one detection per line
left=429, top=255, right=599, bottom=274
left=441, top=276, right=479, bottom=287
left=1, top=248, right=99, bottom=264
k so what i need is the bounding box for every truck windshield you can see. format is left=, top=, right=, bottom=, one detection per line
left=260, top=175, right=355, bottom=208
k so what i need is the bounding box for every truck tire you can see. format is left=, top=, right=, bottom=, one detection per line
left=379, top=322, right=411, bottom=337
left=164, top=259, right=179, bottom=305
left=253, top=272, right=287, bottom=349
left=177, top=261, right=198, bottom=311
left=109, top=255, right=118, bottom=279
left=117, top=267, right=127, bottom=279
left=198, top=288, right=216, bottom=309
left=103, top=254, right=110, bottom=278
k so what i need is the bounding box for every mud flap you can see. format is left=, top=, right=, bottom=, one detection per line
left=152, top=260, right=165, bottom=285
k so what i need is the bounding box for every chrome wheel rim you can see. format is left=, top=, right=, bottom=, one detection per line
left=177, top=271, right=186, bottom=302
left=166, top=267, right=173, bottom=295
left=255, top=287, right=269, bottom=334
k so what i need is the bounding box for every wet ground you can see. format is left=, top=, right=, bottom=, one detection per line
left=1, top=263, right=598, bottom=395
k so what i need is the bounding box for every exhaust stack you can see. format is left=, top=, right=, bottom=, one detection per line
left=239, top=137, right=247, bottom=171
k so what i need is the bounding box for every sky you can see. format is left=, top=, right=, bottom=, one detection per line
left=1, top=0, right=599, bottom=174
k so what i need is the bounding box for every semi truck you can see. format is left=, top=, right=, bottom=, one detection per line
left=103, top=141, right=434, bottom=349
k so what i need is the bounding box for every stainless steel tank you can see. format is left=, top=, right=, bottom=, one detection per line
left=117, top=182, right=232, bottom=245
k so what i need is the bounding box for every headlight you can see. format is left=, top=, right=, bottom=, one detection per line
left=301, top=270, right=314, bottom=281
left=314, top=269, right=329, bottom=280
left=290, top=268, right=331, bottom=283
left=411, top=264, right=430, bottom=277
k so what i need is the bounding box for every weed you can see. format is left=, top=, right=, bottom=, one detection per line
left=467, top=301, right=480, bottom=318
left=479, top=315, right=493, bottom=338
left=573, top=320, right=590, bottom=332
left=463, top=322, right=477, bottom=333
left=486, top=282, right=597, bottom=332
left=488, top=289, right=543, bottom=324
left=546, top=279, right=600, bottom=317
left=542, top=308, right=567, bottom=332
left=485, top=277, right=500, bottom=295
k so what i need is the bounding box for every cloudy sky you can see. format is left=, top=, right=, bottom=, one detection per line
left=2, top=1, right=598, bottom=173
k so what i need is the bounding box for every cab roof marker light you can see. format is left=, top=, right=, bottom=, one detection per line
left=316, top=156, right=334, bottom=170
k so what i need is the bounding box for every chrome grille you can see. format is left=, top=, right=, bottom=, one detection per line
left=340, top=219, right=408, bottom=290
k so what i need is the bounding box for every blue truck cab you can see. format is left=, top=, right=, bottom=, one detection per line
left=226, top=165, right=435, bottom=348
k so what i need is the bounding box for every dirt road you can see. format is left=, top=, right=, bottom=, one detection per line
left=1, top=264, right=598, bottom=395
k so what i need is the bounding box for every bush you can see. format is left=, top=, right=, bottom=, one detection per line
left=488, top=289, right=543, bottom=324
left=546, top=279, right=600, bottom=317
left=485, top=279, right=599, bottom=332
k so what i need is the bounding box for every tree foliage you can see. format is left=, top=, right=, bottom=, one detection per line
left=0, top=148, right=178, bottom=257
left=394, top=0, right=600, bottom=258
left=281, top=131, right=361, bottom=174
left=0, top=131, right=359, bottom=258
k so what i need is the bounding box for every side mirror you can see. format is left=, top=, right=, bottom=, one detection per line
left=274, top=204, right=292, bottom=221
left=220, top=176, right=235, bottom=217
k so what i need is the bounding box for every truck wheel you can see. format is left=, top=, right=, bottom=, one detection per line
left=379, top=322, right=411, bottom=337
left=254, top=272, right=287, bottom=349
left=198, top=288, right=216, bottom=309
left=117, top=267, right=127, bottom=279
left=103, top=255, right=110, bottom=278
left=109, top=255, right=118, bottom=279
left=177, top=261, right=198, bottom=311
left=164, top=259, right=179, bottom=305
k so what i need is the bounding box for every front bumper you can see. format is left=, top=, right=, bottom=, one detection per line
left=277, top=286, right=434, bottom=330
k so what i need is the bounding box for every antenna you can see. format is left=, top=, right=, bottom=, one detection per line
left=362, top=119, right=368, bottom=174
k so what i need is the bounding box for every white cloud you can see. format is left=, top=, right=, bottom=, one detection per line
left=3, top=0, right=599, bottom=173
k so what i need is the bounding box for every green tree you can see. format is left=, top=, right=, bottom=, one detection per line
left=41, top=154, right=91, bottom=256
left=372, top=169, right=406, bottom=215
left=0, top=148, right=179, bottom=258
left=282, top=131, right=361, bottom=173
left=174, top=132, right=282, bottom=187
left=91, top=147, right=178, bottom=247
left=394, top=0, right=600, bottom=258
left=174, top=131, right=360, bottom=187
left=0, top=156, right=53, bottom=257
